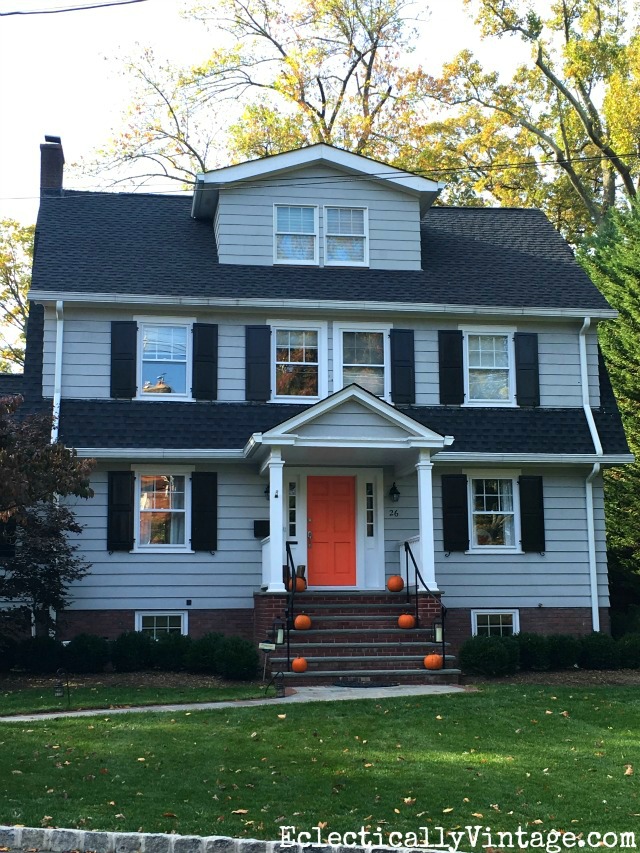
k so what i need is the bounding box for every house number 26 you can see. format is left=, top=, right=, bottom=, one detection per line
left=388, top=509, right=399, bottom=517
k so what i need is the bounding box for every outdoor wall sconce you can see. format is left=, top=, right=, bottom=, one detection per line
left=264, top=484, right=270, bottom=500
left=388, top=482, right=401, bottom=503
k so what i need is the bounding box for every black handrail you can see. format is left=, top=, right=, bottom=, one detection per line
left=283, top=541, right=298, bottom=671
left=403, top=540, right=447, bottom=661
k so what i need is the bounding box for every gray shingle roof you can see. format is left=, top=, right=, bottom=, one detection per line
left=31, top=191, right=611, bottom=311
left=56, top=399, right=629, bottom=456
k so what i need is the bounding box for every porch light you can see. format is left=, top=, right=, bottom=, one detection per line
left=389, top=482, right=400, bottom=503
left=264, top=484, right=270, bottom=500
left=433, top=619, right=443, bottom=644
left=272, top=617, right=285, bottom=646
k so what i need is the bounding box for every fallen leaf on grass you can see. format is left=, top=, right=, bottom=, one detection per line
left=471, top=813, right=483, bottom=818
left=625, top=765, right=634, bottom=776
left=443, top=807, right=454, bottom=813
left=163, top=812, right=177, bottom=818
left=232, top=809, right=249, bottom=815
left=403, top=798, right=416, bottom=805
left=277, top=714, right=286, bottom=720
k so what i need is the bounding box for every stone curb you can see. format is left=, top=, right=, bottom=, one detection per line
left=0, top=827, right=444, bottom=853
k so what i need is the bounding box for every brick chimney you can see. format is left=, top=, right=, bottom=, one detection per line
left=40, top=135, right=64, bottom=196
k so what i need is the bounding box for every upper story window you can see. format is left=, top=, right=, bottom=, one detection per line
left=136, top=472, right=189, bottom=550
left=269, top=320, right=328, bottom=401
left=463, top=329, right=515, bottom=406
left=140, top=322, right=189, bottom=397
left=274, top=205, right=318, bottom=264
left=324, top=207, right=368, bottom=266
left=335, top=324, right=390, bottom=398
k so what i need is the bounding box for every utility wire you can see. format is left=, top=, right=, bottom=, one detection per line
left=0, top=0, right=148, bottom=16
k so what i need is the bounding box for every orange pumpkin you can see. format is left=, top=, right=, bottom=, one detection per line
left=294, top=614, right=312, bottom=630
left=387, top=574, right=404, bottom=592
left=291, top=656, right=308, bottom=673
left=424, top=653, right=444, bottom=671
left=398, top=614, right=416, bottom=629
left=287, top=577, right=307, bottom=592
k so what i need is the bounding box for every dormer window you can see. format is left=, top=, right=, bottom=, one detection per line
left=140, top=322, right=189, bottom=397
left=325, top=207, right=368, bottom=266
left=274, top=205, right=318, bottom=264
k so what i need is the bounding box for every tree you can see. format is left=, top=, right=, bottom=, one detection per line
left=580, top=200, right=640, bottom=625
left=0, top=220, right=33, bottom=372
left=83, top=0, right=431, bottom=187
left=422, top=0, right=640, bottom=241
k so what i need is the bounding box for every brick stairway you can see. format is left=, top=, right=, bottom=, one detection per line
left=267, top=591, right=460, bottom=686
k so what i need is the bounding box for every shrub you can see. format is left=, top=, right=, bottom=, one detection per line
left=186, top=633, right=225, bottom=674
left=16, top=636, right=63, bottom=673
left=546, top=634, right=581, bottom=670
left=64, top=634, right=110, bottom=673
left=216, top=636, right=259, bottom=681
left=151, top=632, right=192, bottom=671
left=110, top=631, right=155, bottom=672
left=0, top=635, right=17, bottom=673
left=458, top=635, right=519, bottom=677
left=618, top=634, right=640, bottom=669
left=515, top=633, right=550, bottom=671
left=579, top=632, right=620, bottom=670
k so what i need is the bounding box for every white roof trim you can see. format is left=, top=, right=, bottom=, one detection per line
left=28, top=291, right=618, bottom=321
left=73, top=448, right=246, bottom=460
left=196, top=144, right=443, bottom=196
left=432, top=452, right=634, bottom=465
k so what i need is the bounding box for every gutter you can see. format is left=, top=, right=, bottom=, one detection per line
left=50, top=300, right=64, bottom=443
left=579, top=317, right=604, bottom=632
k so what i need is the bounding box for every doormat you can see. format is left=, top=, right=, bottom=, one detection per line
left=332, top=678, right=400, bottom=688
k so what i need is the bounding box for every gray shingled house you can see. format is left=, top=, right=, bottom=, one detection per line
left=10, top=137, right=632, bottom=682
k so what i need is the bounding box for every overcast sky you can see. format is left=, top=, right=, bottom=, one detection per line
left=0, top=0, right=527, bottom=224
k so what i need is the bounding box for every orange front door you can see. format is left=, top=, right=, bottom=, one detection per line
left=307, top=476, right=357, bottom=586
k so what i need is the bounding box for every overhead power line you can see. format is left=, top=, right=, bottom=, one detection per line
left=0, top=0, right=148, bottom=16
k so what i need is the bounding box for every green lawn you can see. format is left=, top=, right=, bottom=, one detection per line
left=0, top=682, right=263, bottom=716
left=0, top=685, right=638, bottom=845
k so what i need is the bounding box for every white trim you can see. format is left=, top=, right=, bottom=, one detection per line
left=461, top=326, right=516, bottom=407
left=134, top=316, right=196, bottom=401
left=135, top=610, right=189, bottom=637
left=28, top=291, right=619, bottom=321
left=333, top=322, right=391, bottom=400
left=433, top=452, right=633, bottom=464
left=471, top=609, right=520, bottom=636
left=464, top=470, right=522, bottom=554
left=273, top=204, right=319, bottom=266
left=586, top=463, right=601, bottom=632
left=50, top=300, right=64, bottom=443
left=578, top=317, right=603, bottom=456
left=74, top=448, right=246, bottom=460
left=132, top=466, right=193, bottom=553
left=268, top=319, right=328, bottom=402
left=323, top=206, right=369, bottom=267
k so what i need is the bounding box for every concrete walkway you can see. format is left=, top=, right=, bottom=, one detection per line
left=0, top=683, right=465, bottom=723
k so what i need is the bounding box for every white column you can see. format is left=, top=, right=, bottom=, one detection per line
left=267, top=448, right=286, bottom=592
left=416, top=450, right=438, bottom=591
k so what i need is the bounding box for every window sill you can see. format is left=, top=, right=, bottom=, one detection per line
left=462, top=401, right=517, bottom=408
left=131, top=548, right=195, bottom=555
left=272, top=396, right=321, bottom=404
left=465, top=548, right=522, bottom=555
left=273, top=259, right=318, bottom=266
left=135, top=395, right=194, bottom=402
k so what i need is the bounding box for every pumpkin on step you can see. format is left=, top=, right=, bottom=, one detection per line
left=294, top=614, right=312, bottom=630
left=291, top=656, right=308, bottom=673
left=398, top=613, right=416, bottom=629
left=287, top=577, right=307, bottom=592
left=424, top=653, right=444, bottom=670
left=387, top=574, right=404, bottom=592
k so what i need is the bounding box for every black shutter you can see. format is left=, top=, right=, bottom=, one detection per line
left=438, top=330, right=464, bottom=405
left=519, top=475, right=545, bottom=552
left=107, top=471, right=134, bottom=551
left=192, top=323, right=218, bottom=401
left=0, top=517, right=17, bottom=561
left=191, top=472, right=217, bottom=551
left=441, top=474, right=469, bottom=552
left=110, top=321, right=137, bottom=398
left=245, top=325, right=271, bottom=402
left=390, top=329, right=415, bottom=404
left=515, top=333, right=540, bottom=407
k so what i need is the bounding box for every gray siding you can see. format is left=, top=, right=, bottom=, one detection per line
left=216, top=165, right=423, bottom=270
left=295, top=401, right=410, bottom=440
left=383, top=468, right=605, bottom=608
left=65, top=465, right=266, bottom=610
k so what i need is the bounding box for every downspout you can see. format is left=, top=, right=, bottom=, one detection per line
left=50, top=300, right=64, bottom=443
left=579, top=317, right=603, bottom=632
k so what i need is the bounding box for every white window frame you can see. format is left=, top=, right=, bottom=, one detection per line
left=461, top=326, right=516, bottom=407
left=323, top=206, right=369, bottom=267
left=465, top=469, right=522, bottom=554
left=135, top=316, right=196, bottom=401
left=132, top=465, right=194, bottom=553
left=273, top=205, right=319, bottom=265
left=268, top=319, right=328, bottom=402
left=135, top=611, right=189, bottom=637
left=333, top=322, right=391, bottom=400
left=471, top=609, right=520, bottom=637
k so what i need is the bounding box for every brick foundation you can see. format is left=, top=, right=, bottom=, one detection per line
left=57, top=609, right=254, bottom=642
left=444, top=606, right=611, bottom=653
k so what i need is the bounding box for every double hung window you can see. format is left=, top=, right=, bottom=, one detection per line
left=324, top=207, right=368, bottom=266
left=464, top=330, right=515, bottom=404
left=270, top=321, right=327, bottom=400
left=140, top=322, right=189, bottom=397
left=335, top=324, right=389, bottom=398
left=274, top=206, right=318, bottom=264
left=470, top=477, right=517, bottom=548
left=136, top=472, right=189, bottom=550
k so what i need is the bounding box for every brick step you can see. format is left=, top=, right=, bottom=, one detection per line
left=273, top=656, right=455, bottom=672
left=293, top=600, right=415, bottom=610
left=290, top=628, right=438, bottom=642
left=274, top=653, right=455, bottom=665
left=280, top=668, right=461, bottom=686
left=289, top=641, right=441, bottom=651
left=291, top=591, right=416, bottom=601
